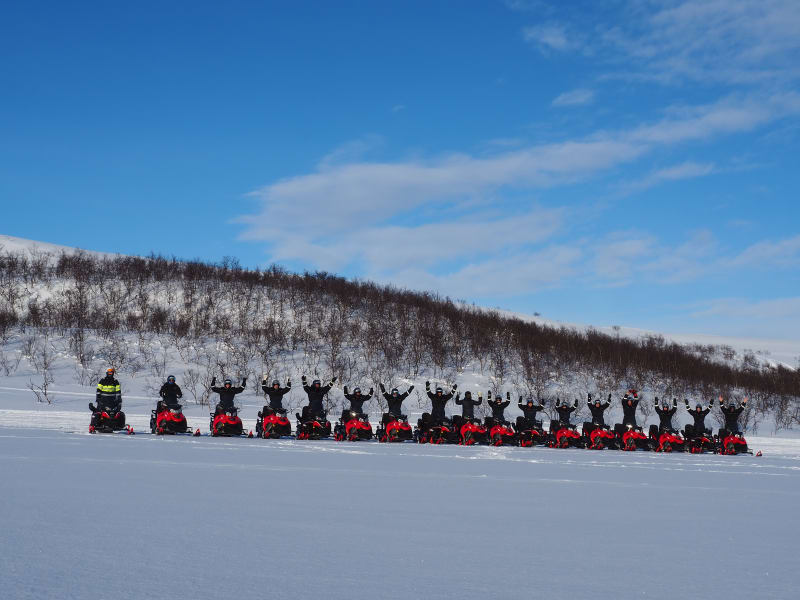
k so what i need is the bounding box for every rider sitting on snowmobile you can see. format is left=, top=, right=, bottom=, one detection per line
left=91, top=368, right=122, bottom=413
left=684, top=399, right=711, bottom=437
left=486, top=391, right=511, bottom=424
left=719, top=396, right=748, bottom=434
left=516, top=397, right=545, bottom=431
left=158, top=375, right=182, bottom=410
left=426, top=381, right=456, bottom=423
left=211, top=376, right=246, bottom=414
left=343, top=385, right=373, bottom=417
left=654, top=397, right=678, bottom=432
left=587, top=393, right=611, bottom=426
left=621, top=391, right=640, bottom=428
left=379, top=383, right=414, bottom=424
left=300, top=375, right=336, bottom=419
left=454, top=390, right=481, bottom=420
left=261, top=377, right=291, bottom=414
left=554, top=398, right=578, bottom=427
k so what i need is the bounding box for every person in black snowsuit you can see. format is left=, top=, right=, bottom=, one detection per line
left=343, top=385, right=373, bottom=416
left=587, top=393, right=611, bottom=426
left=719, top=396, right=748, bottom=434
left=91, top=367, right=122, bottom=413
left=379, top=383, right=414, bottom=424
left=211, top=377, right=246, bottom=414
left=684, top=399, right=711, bottom=438
left=654, top=397, right=678, bottom=431
left=425, top=381, right=456, bottom=423
left=516, top=397, right=545, bottom=431
left=261, top=377, right=291, bottom=412
left=554, top=398, right=578, bottom=427
left=454, top=391, right=481, bottom=420
left=158, top=375, right=183, bottom=410
left=300, top=375, right=336, bottom=419
left=621, top=391, right=640, bottom=427
left=486, top=391, right=511, bottom=424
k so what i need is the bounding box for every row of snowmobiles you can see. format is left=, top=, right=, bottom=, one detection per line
left=89, top=402, right=751, bottom=454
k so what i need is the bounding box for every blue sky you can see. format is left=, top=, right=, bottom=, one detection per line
left=2, top=0, right=799, bottom=339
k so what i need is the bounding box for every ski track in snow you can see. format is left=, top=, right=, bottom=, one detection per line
left=2, top=405, right=800, bottom=599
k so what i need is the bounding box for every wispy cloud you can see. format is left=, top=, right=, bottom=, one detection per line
left=551, top=88, right=595, bottom=107
left=523, top=23, right=578, bottom=53
left=621, top=161, right=715, bottom=193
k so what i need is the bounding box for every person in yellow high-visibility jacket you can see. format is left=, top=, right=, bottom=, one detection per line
left=91, top=367, right=122, bottom=413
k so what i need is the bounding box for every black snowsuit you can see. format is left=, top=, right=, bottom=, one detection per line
left=158, top=382, right=183, bottom=408
left=655, top=399, right=677, bottom=430
left=380, top=384, right=413, bottom=417
left=721, top=403, right=745, bottom=433
left=262, top=380, right=291, bottom=410
left=487, top=396, right=510, bottom=422
left=211, top=378, right=246, bottom=412
left=343, top=387, right=373, bottom=414
left=455, top=392, right=481, bottom=419
left=426, top=384, right=455, bottom=422
left=555, top=400, right=577, bottom=426
left=588, top=397, right=611, bottom=426
left=95, top=375, right=122, bottom=411
left=302, top=380, right=334, bottom=416
left=517, top=399, right=545, bottom=430
left=621, top=396, right=640, bottom=427
left=685, top=401, right=711, bottom=436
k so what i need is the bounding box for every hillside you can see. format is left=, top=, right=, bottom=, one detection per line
left=0, top=235, right=798, bottom=432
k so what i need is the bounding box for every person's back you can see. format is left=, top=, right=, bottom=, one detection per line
left=588, top=393, right=611, bottom=426
left=159, top=376, right=182, bottom=408
left=262, top=378, right=291, bottom=410
left=654, top=398, right=677, bottom=431
left=455, top=391, right=481, bottom=418
left=96, top=368, right=122, bottom=411
left=720, top=396, right=747, bottom=433
left=211, top=377, right=246, bottom=412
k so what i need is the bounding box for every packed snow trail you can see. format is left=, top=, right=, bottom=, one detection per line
left=2, top=428, right=798, bottom=599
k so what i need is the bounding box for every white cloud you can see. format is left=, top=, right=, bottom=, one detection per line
left=727, top=235, right=800, bottom=268
left=551, top=88, right=595, bottom=107
left=522, top=23, right=577, bottom=53
left=622, top=161, right=715, bottom=193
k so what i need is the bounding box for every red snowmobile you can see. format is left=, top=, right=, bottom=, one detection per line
left=484, top=418, right=517, bottom=446
left=614, top=424, right=651, bottom=451
left=255, top=407, right=292, bottom=439
left=548, top=422, right=582, bottom=448
left=150, top=403, right=199, bottom=435
left=717, top=431, right=752, bottom=455
left=89, top=402, right=132, bottom=434
left=334, top=411, right=373, bottom=441
left=515, top=418, right=546, bottom=448
left=582, top=423, right=617, bottom=450
left=684, top=426, right=715, bottom=453
left=648, top=426, right=684, bottom=453
left=377, top=414, right=413, bottom=442
left=210, top=406, right=250, bottom=437
left=456, top=417, right=487, bottom=445
left=415, top=414, right=457, bottom=444
left=295, top=410, right=332, bottom=440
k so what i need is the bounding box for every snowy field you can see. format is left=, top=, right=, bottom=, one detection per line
left=2, top=404, right=800, bottom=599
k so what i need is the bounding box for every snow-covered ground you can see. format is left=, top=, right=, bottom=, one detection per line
left=2, top=417, right=799, bottom=600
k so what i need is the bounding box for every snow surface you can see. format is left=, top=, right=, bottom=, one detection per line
left=2, top=419, right=799, bottom=600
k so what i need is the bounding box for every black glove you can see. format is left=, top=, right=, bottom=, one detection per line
left=506, top=391, right=510, bottom=400
left=331, top=376, right=337, bottom=383
left=425, top=381, right=430, bottom=389
left=452, top=383, right=458, bottom=391
left=380, top=383, right=386, bottom=392
left=368, top=387, right=374, bottom=394
left=302, top=375, right=307, bottom=382
left=211, top=377, right=216, bottom=386
left=343, top=386, right=349, bottom=394
left=588, top=392, right=592, bottom=400
left=408, top=385, right=415, bottom=393
left=607, top=393, right=612, bottom=402
left=242, top=377, right=247, bottom=386
left=286, top=379, right=291, bottom=387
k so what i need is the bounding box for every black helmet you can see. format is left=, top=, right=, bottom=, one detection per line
left=436, top=387, right=443, bottom=394
left=353, top=387, right=362, bottom=395
left=224, top=378, right=232, bottom=386
left=167, top=375, right=175, bottom=383
left=696, top=403, right=702, bottom=410
left=271, top=380, right=279, bottom=387
left=313, top=379, right=321, bottom=386
left=661, top=399, right=670, bottom=409
left=527, top=399, right=534, bottom=405
left=464, top=391, right=472, bottom=398
left=391, top=388, right=399, bottom=395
